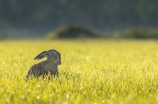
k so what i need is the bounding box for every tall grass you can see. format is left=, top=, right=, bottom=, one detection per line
left=0, top=40, right=158, bottom=104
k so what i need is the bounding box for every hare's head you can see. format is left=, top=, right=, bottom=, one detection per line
left=34, top=49, right=61, bottom=65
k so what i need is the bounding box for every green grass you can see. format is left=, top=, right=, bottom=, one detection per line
left=0, top=39, right=158, bottom=104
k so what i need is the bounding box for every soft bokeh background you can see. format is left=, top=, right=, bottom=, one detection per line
left=0, top=0, right=158, bottom=39
left=1, top=1, right=158, bottom=103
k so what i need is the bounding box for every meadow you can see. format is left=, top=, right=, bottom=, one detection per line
left=0, top=39, right=158, bottom=104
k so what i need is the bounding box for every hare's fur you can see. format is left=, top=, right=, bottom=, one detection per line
left=26, top=49, right=61, bottom=79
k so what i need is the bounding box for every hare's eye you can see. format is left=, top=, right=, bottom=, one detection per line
left=54, top=52, right=57, bottom=55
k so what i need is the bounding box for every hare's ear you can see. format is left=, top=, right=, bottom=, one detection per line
left=53, top=50, right=61, bottom=65
left=34, top=51, right=48, bottom=60
left=56, top=51, right=61, bottom=65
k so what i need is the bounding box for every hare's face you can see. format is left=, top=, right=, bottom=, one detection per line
left=47, top=49, right=58, bottom=60
left=47, top=49, right=61, bottom=65
left=34, top=49, right=61, bottom=65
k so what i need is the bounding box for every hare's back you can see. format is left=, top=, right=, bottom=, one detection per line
left=28, top=63, right=42, bottom=73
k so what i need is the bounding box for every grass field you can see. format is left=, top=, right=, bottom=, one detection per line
left=0, top=39, right=158, bottom=104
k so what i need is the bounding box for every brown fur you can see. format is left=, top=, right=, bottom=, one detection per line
left=26, top=49, right=61, bottom=79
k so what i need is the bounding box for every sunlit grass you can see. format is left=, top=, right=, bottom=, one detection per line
left=0, top=39, right=158, bottom=104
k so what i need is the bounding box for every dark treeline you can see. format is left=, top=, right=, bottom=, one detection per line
left=1, top=0, right=158, bottom=29
left=0, top=0, right=158, bottom=38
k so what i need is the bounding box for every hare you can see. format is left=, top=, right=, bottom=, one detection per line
left=26, top=49, right=61, bottom=79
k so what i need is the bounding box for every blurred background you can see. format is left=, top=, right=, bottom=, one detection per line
left=0, top=0, right=158, bottom=39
